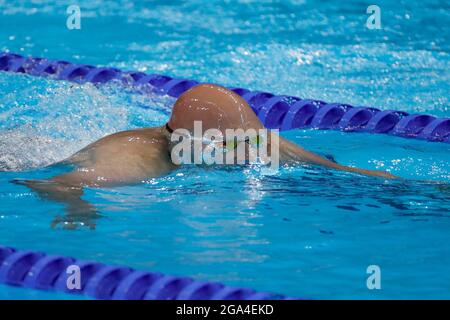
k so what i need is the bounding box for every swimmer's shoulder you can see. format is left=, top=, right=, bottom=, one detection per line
left=90, top=126, right=166, bottom=147
left=91, top=126, right=174, bottom=171
left=65, top=126, right=168, bottom=165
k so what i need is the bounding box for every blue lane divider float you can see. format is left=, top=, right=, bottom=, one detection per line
left=0, top=245, right=294, bottom=300
left=0, top=52, right=449, bottom=143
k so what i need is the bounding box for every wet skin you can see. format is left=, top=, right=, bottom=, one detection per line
left=18, top=84, right=397, bottom=229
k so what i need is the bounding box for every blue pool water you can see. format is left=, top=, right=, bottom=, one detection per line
left=0, top=0, right=449, bottom=299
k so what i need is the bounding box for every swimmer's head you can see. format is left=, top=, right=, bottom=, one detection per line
left=167, top=84, right=264, bottom=135
left=166, top=84, right=269, bottom=166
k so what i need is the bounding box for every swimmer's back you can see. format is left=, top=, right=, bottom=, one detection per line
left=59, top=127, right=175, bottom=185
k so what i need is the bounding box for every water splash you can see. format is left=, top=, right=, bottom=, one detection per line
left=0, top=72, right=173, bottom=171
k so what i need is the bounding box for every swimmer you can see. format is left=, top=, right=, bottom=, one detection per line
left=16, top=84, right=396, bottom=228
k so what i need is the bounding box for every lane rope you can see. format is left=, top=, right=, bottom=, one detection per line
left=0, top=245, right=295, bottom=300
left=1, top=52, right=448, bottom=143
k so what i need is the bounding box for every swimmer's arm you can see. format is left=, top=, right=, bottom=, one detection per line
left=15, top=176, right=99, bottom=229
left=277, top=135, right=398, bottom=179
left=23, top=163, right=144, bottom=208
left=21, top=151, right=174, bottom=222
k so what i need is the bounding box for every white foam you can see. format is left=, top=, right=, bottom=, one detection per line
left=0, top=73, right=172, bottom=171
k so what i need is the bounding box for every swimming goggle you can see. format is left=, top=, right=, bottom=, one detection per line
left=165, top=123, right=263, bottom=152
